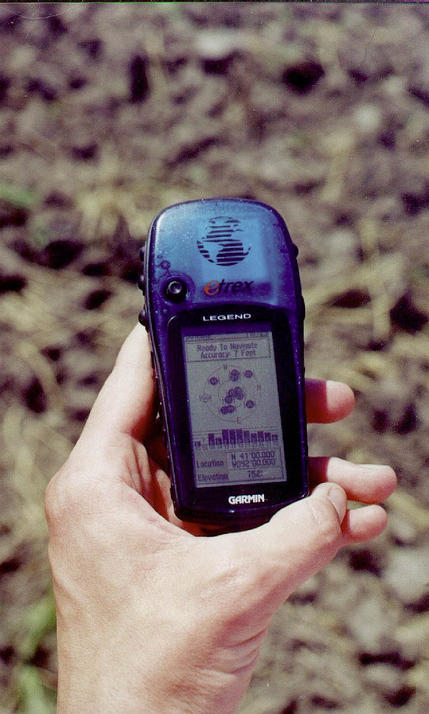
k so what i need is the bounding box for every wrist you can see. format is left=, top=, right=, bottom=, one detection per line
left=56, top=653, right=168, bottom=714
left=55, top=625, right=222, bottom=714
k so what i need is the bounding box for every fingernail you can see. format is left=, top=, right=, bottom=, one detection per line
left=327, top=485, right=347, bottom=522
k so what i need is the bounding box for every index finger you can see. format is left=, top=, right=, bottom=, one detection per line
left=306, top=379, right=355, bottom=423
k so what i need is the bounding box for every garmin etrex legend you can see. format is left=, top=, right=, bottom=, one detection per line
left=138, top=198, right=308, bottom=530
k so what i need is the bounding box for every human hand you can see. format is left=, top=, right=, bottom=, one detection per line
left=45, top=325, right=396, bottom=714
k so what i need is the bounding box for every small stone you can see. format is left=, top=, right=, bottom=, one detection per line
left=65, top=385, right=96, bottom=424
left=347, top=596, right=399, bottom=652
left=353, top=104, right=382, bottom=134
left=384, top=547, right=429, bottom=606
left=364, top=663, right=403, bottom=696
left=389, top=513, right=419, bottom=546
left=195, top=30, right=241, bottom=63
left=394, top=613, right=429, bottom=660
left=290, top=575, right=320, bottom=604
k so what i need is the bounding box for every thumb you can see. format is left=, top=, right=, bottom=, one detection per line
left=79, top=324, right=155, bottom=444
left=237, top=483, right=347, bottom=608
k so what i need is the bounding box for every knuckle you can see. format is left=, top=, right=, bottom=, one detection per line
left=44, top=470, right=66, bottom=526
left=44, top=465, right=103, bottom=529
left=306, top=497, right=342, bottom=548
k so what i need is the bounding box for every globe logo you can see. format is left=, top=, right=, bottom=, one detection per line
left=197, top=216, right=251, bottom=266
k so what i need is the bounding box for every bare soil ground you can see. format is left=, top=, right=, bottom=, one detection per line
left=1, top=3, right=429, bottom=713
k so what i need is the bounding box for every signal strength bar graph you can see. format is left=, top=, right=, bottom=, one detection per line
left=194, top=429, right=279, bottom=450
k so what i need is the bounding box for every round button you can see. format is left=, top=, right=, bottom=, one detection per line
left=164, top=279, right=187, bottom=302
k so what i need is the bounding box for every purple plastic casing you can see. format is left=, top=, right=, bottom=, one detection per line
left=140, top=198, right=308, bottom=528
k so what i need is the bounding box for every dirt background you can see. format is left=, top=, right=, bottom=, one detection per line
left=1, top=3, right=429, bottom=713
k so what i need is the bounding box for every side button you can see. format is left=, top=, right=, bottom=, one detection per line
left=138, top=273, right=146, bottom=293
left=138, top=306, right=148, bottom=327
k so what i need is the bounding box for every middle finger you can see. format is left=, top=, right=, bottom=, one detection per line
left=309, top=456, right=397, bottom=503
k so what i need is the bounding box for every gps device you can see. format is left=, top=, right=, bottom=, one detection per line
left=138, top=198, right=308, bottom=529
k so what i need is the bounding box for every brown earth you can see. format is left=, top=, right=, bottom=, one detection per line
left=0, top=3, right=429, bottom=713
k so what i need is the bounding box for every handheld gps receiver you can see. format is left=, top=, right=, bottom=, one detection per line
left=138, top=198, right=308, bottom=529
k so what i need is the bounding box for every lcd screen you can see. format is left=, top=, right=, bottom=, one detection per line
left=182, top=325, right=288, bottom=488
